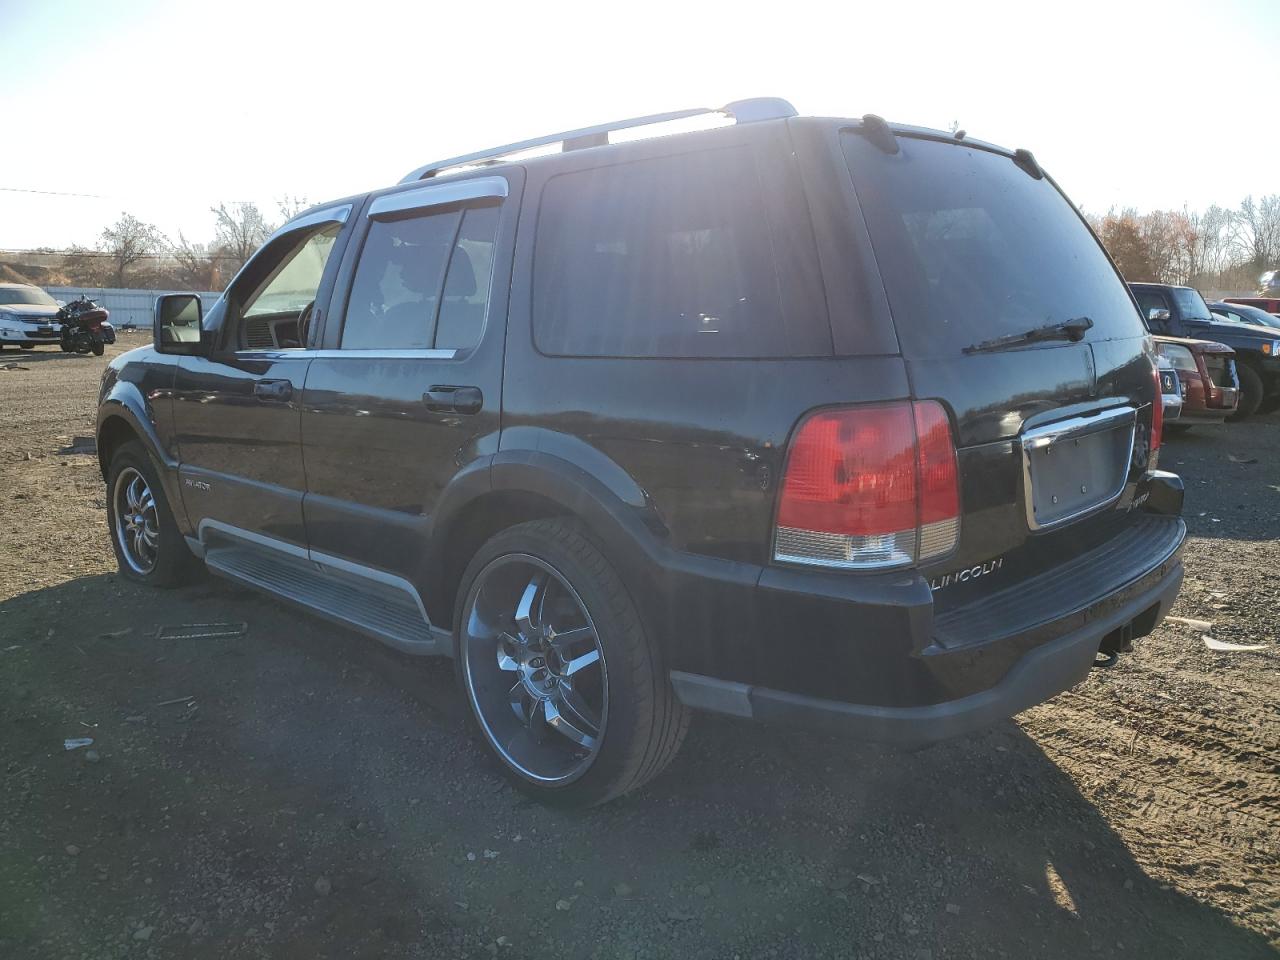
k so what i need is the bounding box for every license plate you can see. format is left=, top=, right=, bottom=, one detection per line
left=1021, top=406, right=1137, bottom=531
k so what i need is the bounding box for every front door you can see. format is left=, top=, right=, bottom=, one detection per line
left=300, top=174, right=517, bottom=589
left=172, top=206, right=352, bottom=548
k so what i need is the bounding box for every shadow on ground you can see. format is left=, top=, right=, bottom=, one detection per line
left=0, top=573, right=1274, bottom=959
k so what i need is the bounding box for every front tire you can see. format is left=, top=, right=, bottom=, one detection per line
left=454, top=519, right=689, bottom=807
left=1227, top=364, right=1263, bottom=421
left=105, top=441, right=200, bottom=587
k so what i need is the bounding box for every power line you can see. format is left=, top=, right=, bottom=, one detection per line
left=0, top=186, right=107, bottom=199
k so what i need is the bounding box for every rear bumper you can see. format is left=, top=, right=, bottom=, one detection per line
left=666, top=506, right=1186, bottom=745
left=672, top=553, right=1181, bottom=744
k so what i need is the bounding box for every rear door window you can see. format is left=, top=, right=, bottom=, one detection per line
left=842, top=133, right=1144, bottom=356
left=341, top=202, right=500, bottom=352
left=532, top=146, right=830, bottom=358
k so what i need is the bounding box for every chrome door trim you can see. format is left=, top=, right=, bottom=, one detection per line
left=1020, top=404, right=1136, bottom=451
left=369, top=176, right=508, bottom=219
left=198, top=518, right=309, bottom=558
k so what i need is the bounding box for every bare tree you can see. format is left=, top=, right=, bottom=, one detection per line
left=211, top=202, right=272, bottom=273
left=99, top=213, right=165, bottom=287
left=1229, top=194, right=1280, bottom=274
left=276, top=195, right=310, bottom=223
left=171, top=232, right=218, bottom=290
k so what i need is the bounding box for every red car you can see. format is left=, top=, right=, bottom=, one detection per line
left=1154, top=336, right=1239, bottom=425
left=1223, top=296, right=1280, bottom=315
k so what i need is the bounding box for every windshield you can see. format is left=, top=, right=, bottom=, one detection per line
left=0, top=286, right=57, bottom=306
left=1170, top=287, right=1212, bottom=321
left=842, top=133, right=1143, bottom=356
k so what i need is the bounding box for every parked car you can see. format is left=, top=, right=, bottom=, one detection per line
left=1153, top=336, right=1239, bottom=428
left=0, top=282, right=63, bottom=350
left=1208, top=300, right=1280, bottom=329
left=1157, top=354, right=1183, bottom=423
left=1223, top=296, right=1280, bottom=315
left=1130, top=282, right=1280, bottom=417
left=97, top=99, right=1187, bottom=805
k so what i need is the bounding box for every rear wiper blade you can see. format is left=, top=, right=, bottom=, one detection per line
left=962, top=316, right=1093, bottom=355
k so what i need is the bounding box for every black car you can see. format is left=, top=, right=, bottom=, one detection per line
left=1130, top=283, right=1280, bottom=417
left=1208, top=300, right=1280, bottom=330
left=96, top=99, right=1186, bottom=806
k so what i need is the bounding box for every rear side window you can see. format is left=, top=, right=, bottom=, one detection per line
left=342, top=203, right=500, bottom=351
left=533, top=146, right=830, bottom=358
left=843, top=133, right=1144, bottom=356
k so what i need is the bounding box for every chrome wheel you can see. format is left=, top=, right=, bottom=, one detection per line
left=461, top=554, right=607, bottom=784
left=112, top=467, right=159, bottom=575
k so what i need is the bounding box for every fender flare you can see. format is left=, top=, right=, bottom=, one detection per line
left=96, top=384, right=186, bottom=527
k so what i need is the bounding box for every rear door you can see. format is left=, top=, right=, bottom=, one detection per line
left=172, top=205, right=353, bottom=548
left=839, top=130, right=1157, bottom=606
left=299, top=172, right=519, bottom=583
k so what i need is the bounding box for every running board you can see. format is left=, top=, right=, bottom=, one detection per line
left=202, top=540, right=450, bottom=656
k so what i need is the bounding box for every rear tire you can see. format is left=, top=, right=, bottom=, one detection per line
left=1227, top=364, right=1263, bottom=421
left=105, top=440, right=201, bottom=587
left=91, top=342, right=105, bottom=356
left=454, top=519, right=689, bottom=807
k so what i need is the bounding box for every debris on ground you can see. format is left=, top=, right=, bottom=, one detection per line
left=63, top=738, right=93, bottom=751
left=1165, top=616, right=1214, bottom=631
left=1202, top=635, right=1269, bottom=653
left=154, top=622, right=248, bottom=641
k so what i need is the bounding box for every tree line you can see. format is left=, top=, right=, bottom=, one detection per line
left=9, top=198, right=307, bottom=291
left=6, top=192, right=1278, bottom=296
left=1086, top=195, right=1280, bottom=293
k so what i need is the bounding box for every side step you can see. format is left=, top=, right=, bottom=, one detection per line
left=203, top=541, right=450, bottom=656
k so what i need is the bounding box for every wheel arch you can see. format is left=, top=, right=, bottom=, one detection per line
left=423, top=449, right=670, bottom=634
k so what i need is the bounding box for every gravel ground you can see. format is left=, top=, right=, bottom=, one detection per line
left=1, top=340, right=1277, bottom=960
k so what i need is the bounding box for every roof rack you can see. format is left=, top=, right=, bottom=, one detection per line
left=399, top=97, right=797, bottom=183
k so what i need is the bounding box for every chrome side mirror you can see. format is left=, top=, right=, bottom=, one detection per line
left=154, top=293, right=208, bottom=356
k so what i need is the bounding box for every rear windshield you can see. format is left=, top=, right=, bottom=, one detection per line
left=0, top=286, right=56, bottom=306
left=842, top=133, right=1143, bottom=355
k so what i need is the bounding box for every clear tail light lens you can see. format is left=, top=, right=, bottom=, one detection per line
left=774, top=400, right=960, bottom=570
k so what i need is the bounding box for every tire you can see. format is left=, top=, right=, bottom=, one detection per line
left=454, top=519, right=689, bottom=807
left=91, top=342, right=105, bottom=356
left=105, top=440, right=201, bottom=587
left=1227, top=364, right=1263, bottom=421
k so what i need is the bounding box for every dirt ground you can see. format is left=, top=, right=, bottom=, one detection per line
left=1, top=339, right=1277, bottom=960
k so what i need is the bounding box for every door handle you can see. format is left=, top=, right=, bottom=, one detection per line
left=254, top=379, right=293, bottom=401
left=422, top=385, right=483, bottom=414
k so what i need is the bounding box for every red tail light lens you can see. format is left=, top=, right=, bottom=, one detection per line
left=774, top=400, right=960, bottom=570
left=1149, top=358, right=1163, bottom=459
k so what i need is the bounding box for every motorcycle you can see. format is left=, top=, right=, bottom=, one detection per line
left=57, top=296, right=115, bottom=356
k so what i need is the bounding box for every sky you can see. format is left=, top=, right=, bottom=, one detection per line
left=1, top=0, right=1278, bottom=251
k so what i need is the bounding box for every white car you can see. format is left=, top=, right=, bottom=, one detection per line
left=0, top=283, right=63, bottom=349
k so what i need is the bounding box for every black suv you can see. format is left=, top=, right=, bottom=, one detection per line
left=97, top=98, right=1186, bottom=805
left=1130, top=281, right=1280, bottom=418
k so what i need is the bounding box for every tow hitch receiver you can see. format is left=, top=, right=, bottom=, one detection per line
left=1094, top=621, right=1136, bottom=668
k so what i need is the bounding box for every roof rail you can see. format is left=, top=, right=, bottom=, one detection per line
left=399, top=97, right=797, bottom=183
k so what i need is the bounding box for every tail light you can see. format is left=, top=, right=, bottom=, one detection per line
left=774, top=400, right=960, bottom=570
left=1149, top=358, right=1163, bottom=459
